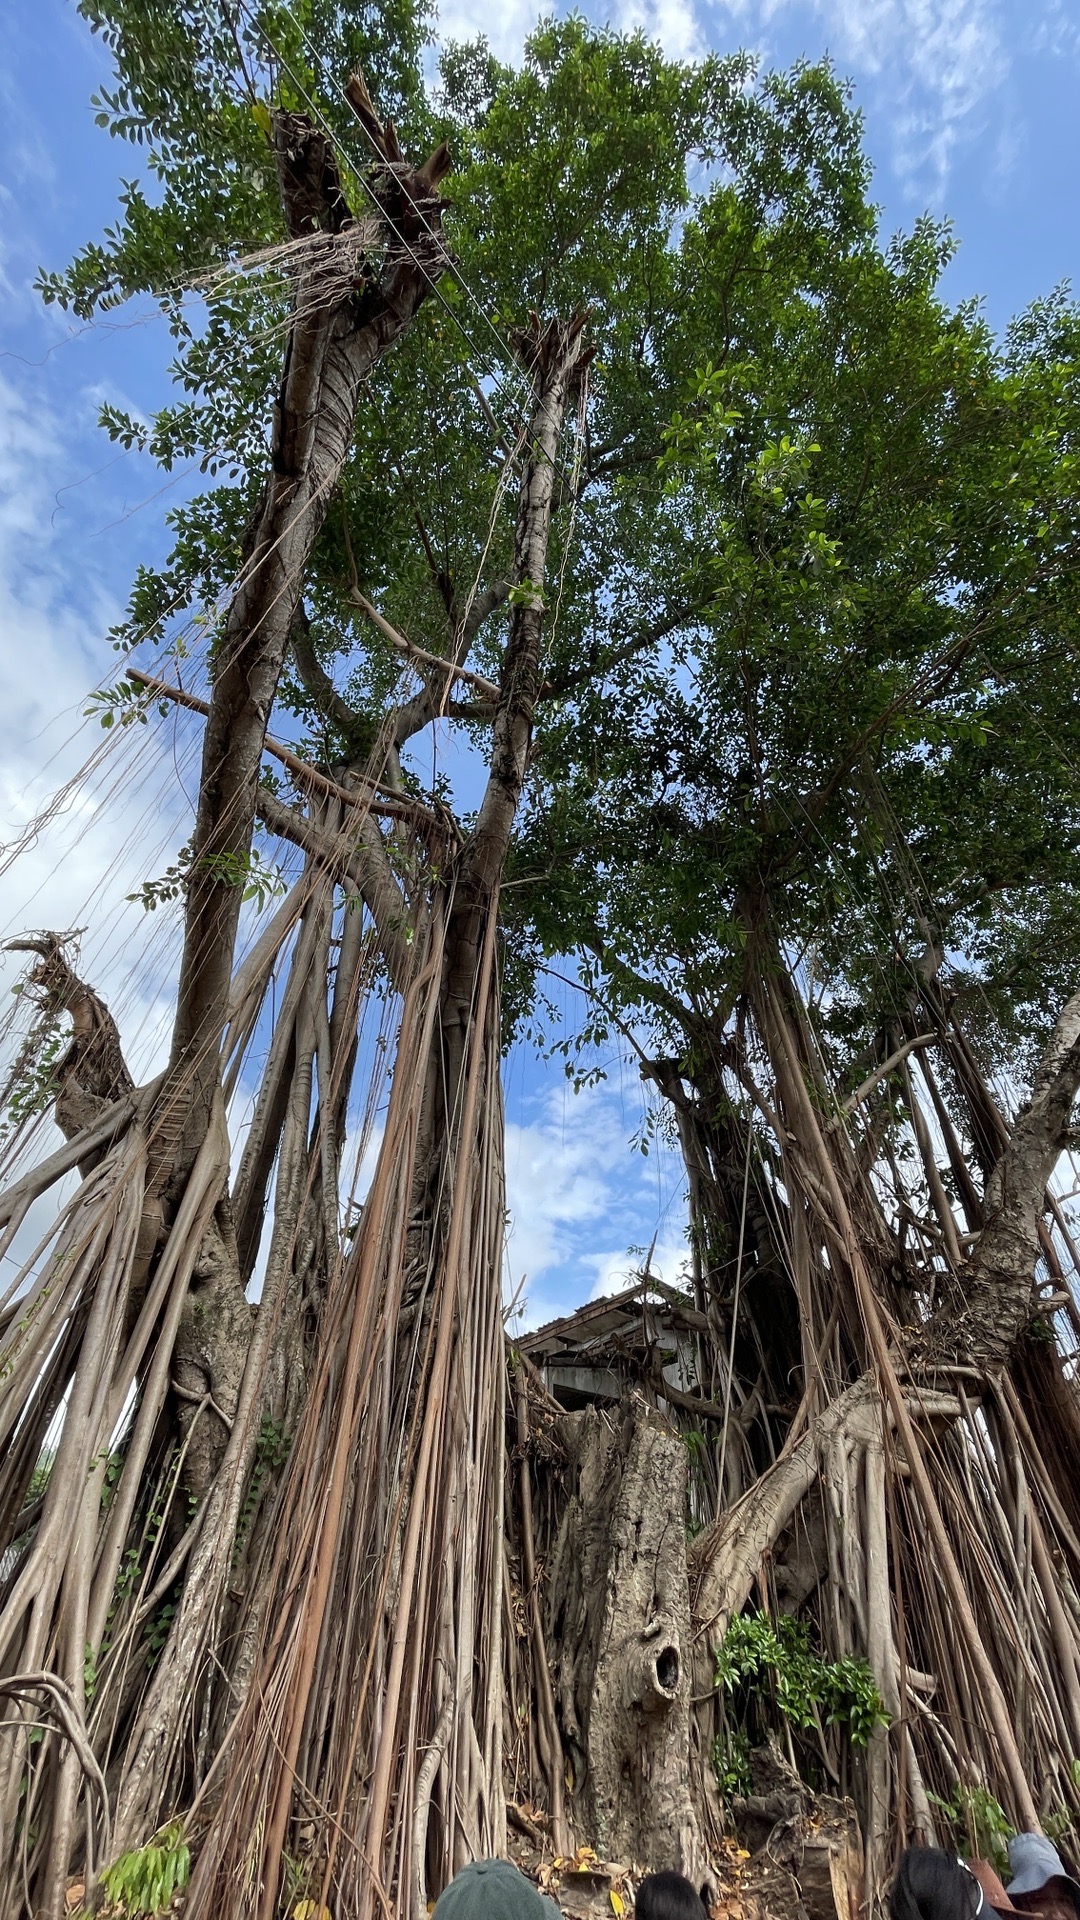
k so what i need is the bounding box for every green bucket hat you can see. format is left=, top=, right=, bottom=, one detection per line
left=433, top=1860, right=561, bottom=1920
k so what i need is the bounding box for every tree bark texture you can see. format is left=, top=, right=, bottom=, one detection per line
left=547, top=1397, right=704, bottom=1877
left=163, top=100, right=451, bottom=1194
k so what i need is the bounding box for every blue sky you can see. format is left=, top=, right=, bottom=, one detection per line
left=1, top=0, right=1077, bottom=1330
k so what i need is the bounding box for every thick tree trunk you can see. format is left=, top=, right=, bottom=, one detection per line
left=108, top=105, right=457, bottom=1621
left=409, top=315, right=590, bottom=1302
left=177, top=315, right=589, bottom=1920
left=433, top=315, right=591, bottom=1122
left=163, top=103, right=451, bottom=1190
left=925, top=984, right=1080, bottom=1367
left=665, top=963, right=1080, bottom=1887
left=547, top=1397, right=705, bottom=1877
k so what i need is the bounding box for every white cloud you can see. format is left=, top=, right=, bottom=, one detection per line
left=585, top=1236, right=691, bottom=1300
left=745, top=0, right=1011, bottom=198
left=615, top=0, right=707, bottom=59
left=433, top=0, right=703, bottom=64
left=0, top=372, right=191, bottom=1098
left=504, top=1082, right=629, bottom=1280
left=433, top=0, right=544, bottom=63
left=423, top=0, right=1068, bottom=213
left=429, top=0, right=1024, bottom=203
left=433, top=0, right=707, bottom=71
left=504, top=1077, right=688, bottom=1330
left=1032, top=0, right=1080, bottom=59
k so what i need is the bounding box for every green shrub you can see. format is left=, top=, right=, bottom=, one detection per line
left=712, top=1608, right=889, bottom=1794
left=100, top=1822, right=190, bottom=1916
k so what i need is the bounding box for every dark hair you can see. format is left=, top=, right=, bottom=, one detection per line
left=635, top=1873, right=709, bottom=1920
left=890, top=1848, right=981, bottom=1920
left=1011, top=1884, right=1080, bottom=1919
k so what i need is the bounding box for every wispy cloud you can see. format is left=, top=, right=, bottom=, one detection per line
left=735, top=0, right=1012, bottom=199
left=1032, top=0, right=1080, bottom=60
left=429, top=0, right=1020, bottom=200
left=435, top=0, right=705, bottom=60
left=615, top=0, right=706, bottom=59
left=504, top=1077, right=687, bottom=1330
left=433, top=0, right=544, bottom=63
left=0, top=372, right=189, bottom=1089
left=584, top=1237, right=691, bottom=1300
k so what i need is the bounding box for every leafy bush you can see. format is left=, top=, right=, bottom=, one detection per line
left=711, top=1725, right=752, bottom=1798
left=712, top=1608, right=889, bottom=1794
left=100, top=1823, right=190, bottom=1916
left=927, top=1781, right=1012, bottom=1875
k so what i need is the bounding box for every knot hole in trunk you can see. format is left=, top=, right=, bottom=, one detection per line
left=639, top=1640, right=681, bottom=1711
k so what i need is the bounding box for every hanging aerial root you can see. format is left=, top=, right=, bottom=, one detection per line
left=183, top=895, right=508, bottom=1920
left=187, top=219, right=382, bottom=318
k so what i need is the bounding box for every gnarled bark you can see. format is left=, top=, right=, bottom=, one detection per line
left=548, top=1397, right=704, bottom=1877
left=3, top=935, right=132, bottom=1169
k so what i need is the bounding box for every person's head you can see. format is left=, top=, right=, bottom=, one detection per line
left=635, top=1872, right=709, bottom=1920
left=432, top=1860, right=561, bottom=1920
left=1008, top=1887, right=1072, bottom=1919
left=890, top=1847, right=983, bottom=1920
left=1008, top=1835, right=1080, bottom=1920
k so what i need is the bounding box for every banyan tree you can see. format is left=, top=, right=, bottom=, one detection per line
left=2, top=5, right=1080, bottom=1918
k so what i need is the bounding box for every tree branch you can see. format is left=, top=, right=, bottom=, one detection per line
left=832, top=1034, right=937, bottom=1121
left=464, top=316, right=592, bottom=899
left=4, top=934, right=132, bottom=1159
left=125, top=669, right=428, bottom=823
left=542, top=598, right=708, bottom=701
left=289, top=603, right=366, bottom=746
left=349, top=587, right=500, bottom=703
left=255, top=790, right=415, bottom=993
left=391, top=581, right=512, bottom=745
